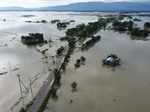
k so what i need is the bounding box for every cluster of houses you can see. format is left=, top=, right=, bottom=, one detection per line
left=21, top=33, right=46, bottom=45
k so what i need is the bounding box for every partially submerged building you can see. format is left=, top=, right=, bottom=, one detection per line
left=21, top=33, right=45, bottom=45
left=102, top=54, right=121, bottom=67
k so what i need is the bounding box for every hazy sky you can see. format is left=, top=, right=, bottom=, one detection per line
left=0, top=0, right=149, bottom=8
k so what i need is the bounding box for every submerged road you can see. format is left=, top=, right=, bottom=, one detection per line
left=27, top=73, right=54, bottom=112
left=26, top=45, right=68, bottom=112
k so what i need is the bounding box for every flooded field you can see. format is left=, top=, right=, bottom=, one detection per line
left=0, top=11, right=150, bottom=112
left=0, top=11, right=98, bottom=112
left=46, top=30, right=150, bottom=112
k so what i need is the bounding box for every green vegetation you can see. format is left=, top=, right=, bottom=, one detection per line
left=57, top=22, right=70, bottom=30
left=36, top=40, right=77, bottom=111
left=74, top=56, right=86, bottom=69
left=81, top=36, right=101, bottom=51
left=80, top=56, right=86, bottom=64
left=21, top=33, right=47, bottom=45
left=60, top=36, right=70, bottom=41
left=19, top=108, right=26, bottom=112
left=19, top=15, right=150, bottom=112
left=70, top=20, right=75, bottom=23
left=130, top=27, right=149, bottom=40
left=112, top=20, right=134, bottom=32
left=51, top=19, right=75, bottom=30
left=71, top=82, right=78, bottom=92
left=144, top=22, right=150, bottom=30
left=111, top=15, right=149, bottom=40
left=118, top=15, right=133, bottom=21
left=133, top=18, right=141, bottom=22
left=66, top=18, right=110, bottom=40
left=25, top=20, right=48, bottom=23
left=41, top=20, right=48, bottom=23
left=22, top=15, right=35, bottom=17
left=64, top=17, right=112, bottom=51
left=37, top=85, right=57, bottom=112
left=74, top=59, right=81, bottom=69
left=56, top=46, right=65, bottom=56
left=51, top=19, right=60, bottom=24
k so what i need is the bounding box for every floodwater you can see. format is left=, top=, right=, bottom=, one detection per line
left=0, top=11, right=97, bottom=112
left=0, top=11, right=150, bottom=112
left=45, top=14, right=150, bottom=112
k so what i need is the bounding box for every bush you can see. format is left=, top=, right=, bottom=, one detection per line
left=130, top=27, right=149, bottom=40
left=144, top=22, right=150, bottom=30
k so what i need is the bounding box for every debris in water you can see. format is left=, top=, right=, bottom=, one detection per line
left=70, top=99, right=73, bottom=103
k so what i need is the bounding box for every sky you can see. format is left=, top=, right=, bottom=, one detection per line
left=0, top=0, right=149, bottom=8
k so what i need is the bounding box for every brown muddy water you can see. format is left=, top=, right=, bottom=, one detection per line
left=45, top=26, right=150, bottom=112
left=0, top=11, right=97, bottom=112
left=0, top=11, right=150, bottom=112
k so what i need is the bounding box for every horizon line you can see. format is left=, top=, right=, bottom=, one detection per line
left=0, top=1, right=149, bottom=8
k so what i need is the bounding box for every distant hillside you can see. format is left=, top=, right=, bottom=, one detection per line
left=0, top=2, right=150, bottom=12
left=39, top=2, right=150, bottom=12
left=0, top=7, right=27, bottom=11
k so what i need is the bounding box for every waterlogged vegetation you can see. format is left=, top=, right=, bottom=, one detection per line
left=42, top=14, right=150, bottom=112
left=24, top=14, right=150, bottom=41
left=25, top=20, right=48, bottom=23
left=71, top=81, right=78, bottom=92
left=144, top=22, right=150, bottom=30
left=65, top=17, right=110, bottom=38
left=51, top=19, right=75, bottom=30
left=1, top=12, right=150, bottom=112
left=62, top=18, right=111, bottom=51
left=21, top=15, right=35, bottom=18
left=56, top=46, right=65, bottom=56
left=51, top=19, right=60, bottom=24
left=112, top=20, right=134, bottom=32
left=56, top=22, right=70, bottom=30
left=21, top=33, right=47, bottom=45
left=111, top=15, right=150, bottom=40
left=46, top=36, right=77, bottom=102
left=74, top=56, right=86, bottom=69
left=130, top=28, right=149, bottom=40
left=81, top=35, right=101, bottom=51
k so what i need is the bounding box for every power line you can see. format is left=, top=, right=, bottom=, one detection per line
left=17, top=74, right=24, bottom=107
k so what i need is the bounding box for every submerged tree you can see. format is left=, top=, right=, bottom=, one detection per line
left=112, top=20, right=134, bottom=32
left=74, top=56, right=86, bottom=69
left=51, top=19, right=60, bottom=24
left=130, top=27, right=149, bottom=40
left=19, top=108, right=26, bottom=112
left=56, top=46, right=65, bottom=56
left=74, top=59, right=81, bottom=69
left=80, top=56, right=86, bottom=65
left=81, top=36, right=101, bottom=51
left=57, top=22, right=70, bottom=30
left=71, top=82, right=78, bottom=92
left=144, top=22, right=150, bottom=31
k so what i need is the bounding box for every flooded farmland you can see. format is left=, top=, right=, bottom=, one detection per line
left=0, top=11, right=150, bottom=112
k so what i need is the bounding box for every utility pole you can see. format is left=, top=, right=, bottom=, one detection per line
left=17, top=74, right=24, bottom=107
left=29, top=78, right=34, bottom=98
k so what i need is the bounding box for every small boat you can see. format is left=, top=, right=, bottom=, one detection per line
left=102, top=54, right=121, bottom=67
